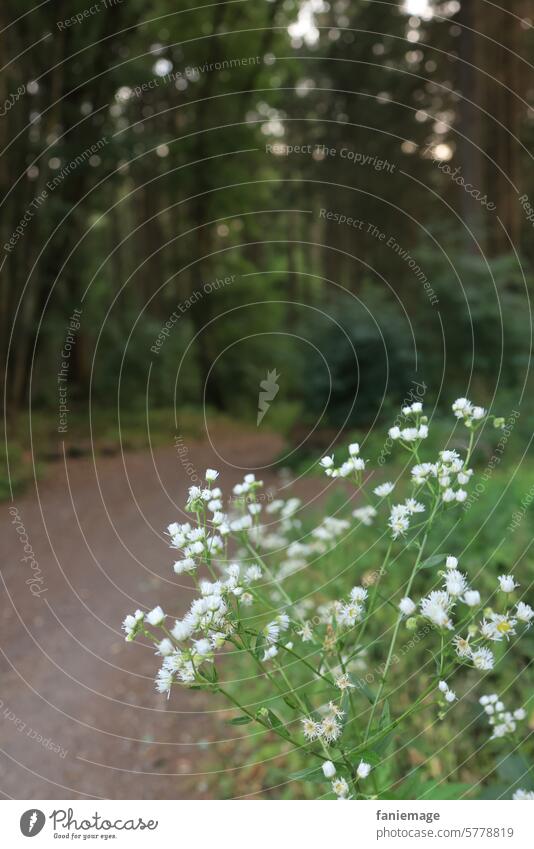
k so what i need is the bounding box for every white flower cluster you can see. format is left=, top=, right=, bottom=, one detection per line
left=438, top=679, right=457, bottom=703
left=319, top=443, right=365, bottom=478
left=301, top=701, right=344, bottom=744
left=479, top=693, right=527, bottom=740
left=452, top=397, right=486, bottom=426
left=513, top=789, right=534, bottom=800
left=330, top=760, right=371, bottom=799
left=388, top=401, right=428, bottom=442
left=121, top=394, right=530, bottom=801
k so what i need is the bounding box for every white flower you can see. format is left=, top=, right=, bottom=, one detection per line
left=404, top=498, right=425, bottom=514
left=335, top=674, right=354, bottom=691
left=244, top=473, right=256, bottom=484
left=498, top=574, right=519, bottom=593
left=171, top=618, right=195, bottom=641
left=205, top=468, right=219, bottom=481
left=352, top=506, right=377, bottom=526
left=480, top=613, right=517, bottom=642
left=445, top=555, right=458, bottom=569
left=332, top=777, right=349, bottom=798
left=442, top=488, right=456, bottom=503
left=146, top=606, right=165, bottom=626
left=420, top=591, right=453, bottom=629
left=471, top=647, right=494, bottom=670
left=445, top=690, right=457, bottom=703
left=513, top=789, right=534, bottom=800
left=463, top=590, right=481, bottom=607
left=401, top=427, right=419, bottom=441
left=453, top=635, right=472, bottom=657
left=445, top=569, right=468, bottom=598
left=350, top=586, right=368, bottom=602
left=438, top=680, right=449, bottom=693
left=472, top=406, right=486, bottom=420
left=301, top=717, right=321, bottom=741
left=455, top=489, right=467, bottom=502
left=514, top=708, right=527, bottom=720
left=374, top=482, right=394, bottom=497
left=156, top=638, right=174, bottom=656
left=322, top=760, right=336, bottom=778
left=193, top=638, right=212, bottom=657
left=388, top=426, right=401, bottom=439
left=262, top=645, right=278, bottom=661
left=321, top=714, right=342, bottom=742
left=516, top=602, right=534, bottom=624
left=399, top=597, right=416, bottom=616
left=173, top=558, right=196, bottom=575
left=356, top=760, right=372, bottom=779
left=320, top=455, right=334, bottom=470
left=411, top=402, right=423, bottom=413
left=155, top=667, right=173, bottom=694
left=418, top=424, right=429, bottom=438
left=348, top=443, right=360, bottom=456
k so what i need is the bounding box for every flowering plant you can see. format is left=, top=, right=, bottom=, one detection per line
left=123, top=398, right=532, bottom=800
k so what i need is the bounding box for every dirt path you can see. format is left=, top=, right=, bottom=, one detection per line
left=1, top=427, right=328, bottom=799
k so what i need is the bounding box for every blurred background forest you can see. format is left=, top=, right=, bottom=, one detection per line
left=1, top=0, right=533, bottom=474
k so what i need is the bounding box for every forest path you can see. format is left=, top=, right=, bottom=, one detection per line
left=0, top=426, right=329, bottom=799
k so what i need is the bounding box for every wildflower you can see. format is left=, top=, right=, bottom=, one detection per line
left=399, top=597, right=416, bottom=616
left=388, top=506, right=410, bottom=539
left=356, top=760, right=372, bottom=779
left=319, top=455, right=334, bottom=474
left=374, top=482, right=395, bottom=497
left=445, top=570, right=468, bottom=598
left=350, top=586, right=368, bottom=602
left=455, top=489, right=467, bottom=503
left=122, top=609, right=144, bottom=641
left=463, top=590, right=481, bottom=607
left=442, top=488, right=456, bottom=503
left=146, top=606, right=165, bottom=626
left=446, top=555, right=458, bottom=569
left=173, top=558, right=196, bottom=575
left=332, top=777, right=349, bottom=798
left=171, top=618, right=195, bottom=641
left=513, top=789, right=534, bottom=800
left=262, top=646, right=278, bottom=661
left=348, top=443, right=360, bottom=456
left=156, top=638, right=174, bottom=657
left=322, top=760, right=336, bottom=778
left=471, top=647, right=494, bottom=670
left=453, top=635, right=472, bottom=657
left=438, top=680, right=456, bottom=703
left=264, top=621, right=280, bottom=644
left=516, top=602, right=534, bottom=625
left=297, top=622, right=314, bottom=642
left=328, top=701, right=345, bottom=718
left=205, top=468, right=219, bottom=481
left=480, top=613, right=517, bottom=642
left=335, top=674, right=354, bottom=691
left=388, top=426, right=401, bottom=440
left=404, top=498, right=425, bottom=514
left=498, top=574, right=519, bottom=593
left=352, top=506, right=377, bottom=526
left=193, top=638, right=213, bottom=657
left=420, top=591, right=454, bottom=630
left=321, top=714, right=342, bottom=742
left=155, top=667, right=174, bottom=695
left=301, top=717, right=321, bottom=741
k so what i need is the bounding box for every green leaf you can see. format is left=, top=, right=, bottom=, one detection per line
left=418, top=553, right=446, bottom=569
left=288, top=766, right=327, bottom=784
left=227, top=715, right=253, bottom=726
